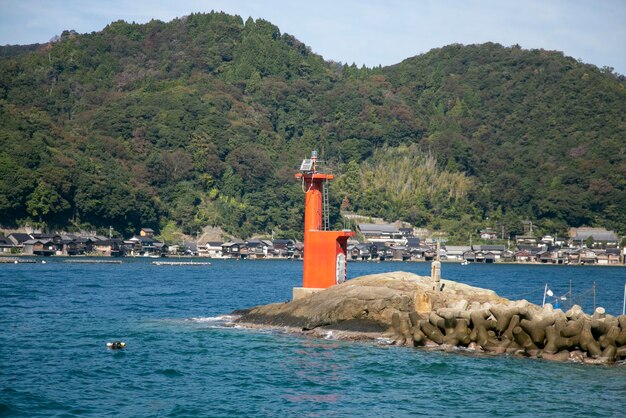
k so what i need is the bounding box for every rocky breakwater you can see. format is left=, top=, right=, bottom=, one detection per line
left=235, top=272, right=626, bottom=365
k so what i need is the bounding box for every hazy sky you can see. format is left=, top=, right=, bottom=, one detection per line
left=1, top=0, right=625, bottom=74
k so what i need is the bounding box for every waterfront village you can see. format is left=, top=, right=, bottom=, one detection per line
left=1, top=222, right=625, bottom=266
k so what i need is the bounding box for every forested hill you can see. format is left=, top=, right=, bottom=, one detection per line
left=1, top=12, right=624, bottom=241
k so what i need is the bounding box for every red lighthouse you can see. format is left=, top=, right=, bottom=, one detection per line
left=293, top=151, right=354, bottom=300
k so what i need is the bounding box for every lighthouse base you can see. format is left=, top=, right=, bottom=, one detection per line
left=292, top=287, right=325, bottom=301
left=302, top=230, right=354, bottom=289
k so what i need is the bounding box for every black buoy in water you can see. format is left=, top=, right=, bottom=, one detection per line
left=107, top=341, right=126, bottom=349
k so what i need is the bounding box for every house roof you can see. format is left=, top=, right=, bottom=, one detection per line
left=478, top=245, right=506, bottom=251
left=573, top=230, right=618, bottom=242
left=74, top=236, right=101, bottom=243
left=580, top=251, right=597, bottom=259
left=9, top=233, right=32, bottom=243
left=141, top=228, right=154, bottom=232
left=445, top=246, right=472, bottom=253
left=222, top=241, right=241, bottom=247
left=246, top=239, right=272, bottom=247
left=405, top=237, right=421, bottom=248
left=358, top=223, right=400, bottom=234
left=130, top=235, right=158, bottom=244
left=32, top=233, right=60, bottom=239
left=273, top=239, right=294, bottom=245
left=23, top=239, right=52, bottom=245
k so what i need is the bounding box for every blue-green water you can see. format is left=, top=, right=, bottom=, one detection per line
left=1, top=259, right=625, bottom=416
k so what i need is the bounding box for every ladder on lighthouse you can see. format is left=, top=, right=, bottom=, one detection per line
left=322, top=180, right=330, bottom=231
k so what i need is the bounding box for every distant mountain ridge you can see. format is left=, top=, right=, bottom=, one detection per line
left=0, top=12, right=624, bottom=241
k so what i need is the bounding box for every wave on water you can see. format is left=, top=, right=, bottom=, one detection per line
left=188, top=315, right=238, bottom=323
left=145, top=315, right=240, bottom=329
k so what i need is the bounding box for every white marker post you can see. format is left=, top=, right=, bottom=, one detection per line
left=542, top=285, right=553, bottom=307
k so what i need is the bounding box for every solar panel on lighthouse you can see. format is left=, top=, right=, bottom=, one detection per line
left=300, top=159, right=313, bottom=172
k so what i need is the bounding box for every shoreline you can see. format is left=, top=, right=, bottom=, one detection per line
left=0, top=253, right=624, bottom=267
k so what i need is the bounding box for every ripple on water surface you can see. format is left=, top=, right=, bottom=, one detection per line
left=1, top=259, right=626, bottom=416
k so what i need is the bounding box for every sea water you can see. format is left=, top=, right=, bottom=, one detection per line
left=1, top=259, right=625, bottom=416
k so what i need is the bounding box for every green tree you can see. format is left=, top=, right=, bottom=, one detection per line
left=26, top=181, right=70, bottom=224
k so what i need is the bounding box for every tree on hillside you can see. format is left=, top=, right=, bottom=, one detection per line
left=0, top=14, right=624, bottom=239
left=26, top=181, right=70, bottom=225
